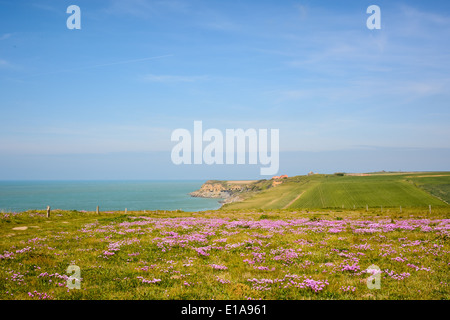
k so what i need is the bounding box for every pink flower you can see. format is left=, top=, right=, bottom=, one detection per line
left=340, top=286, right=356, bottom=292
left=210, top=264, right=228, bottom=270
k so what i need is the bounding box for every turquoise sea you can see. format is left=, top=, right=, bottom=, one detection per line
left=0, top=181, right=222, bottom=212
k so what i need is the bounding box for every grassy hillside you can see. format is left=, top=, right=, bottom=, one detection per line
left=405, top=173, right=450, bottom=204
left=222, top=172, right=450, bottom=210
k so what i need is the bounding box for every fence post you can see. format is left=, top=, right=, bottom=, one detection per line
left=96, top=206, right=99, bottom=215
left=125, top=208, right=127, bottom=214
left=400, top=205, right=402, bottom=213
left=366, top=204, right=368, bottom=212
left=429, top=205, right=431, bottom=214
left=46, top=206, right=51, bottom=218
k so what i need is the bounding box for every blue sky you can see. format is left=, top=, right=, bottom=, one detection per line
left=0, top=0, right=449, bottom=180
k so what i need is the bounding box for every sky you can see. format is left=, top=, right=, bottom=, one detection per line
left=0, top=0, right=449, bottom=180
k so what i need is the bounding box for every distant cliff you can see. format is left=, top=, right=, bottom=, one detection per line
left=189, top=180, right=247, bottom=198
left=189, top=179, right=275, bottom=205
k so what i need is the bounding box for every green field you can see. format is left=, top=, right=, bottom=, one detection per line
left=405, top=174, right=450, bottom=204
left=223, top=172, right=450, bottom=210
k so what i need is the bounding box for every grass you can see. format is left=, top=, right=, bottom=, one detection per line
left=405, top=173, right=450, bottom=204
left=222, top=172, right=450, bottom=210
left=1, top=208, right=449, bottom=300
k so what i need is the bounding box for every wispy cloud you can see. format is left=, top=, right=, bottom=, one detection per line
left=0, top=58, right=11, bottom=68
left=104, top=0, right=155, bottom=18
left=75, top=55, right=174, bottom=69
left=200, top=19, right=241, bottom=32
left=0, top=123, right=173, bottom=155
left=400, top=4, right=450, bottom=25
left=142, top=74, right=208, bottom=83
left=31, top=3, right=62, bottom=15
left=390, top=4, right=450, bottom=41
left=0, top=33, right=11, bottom=40
left=294, top=4, right=308, bottom=20
left=270, top=76, right=450, bottom=108
left=19, top=55, right=173, bottom=79
left=104, top=0, right=189, bottom=18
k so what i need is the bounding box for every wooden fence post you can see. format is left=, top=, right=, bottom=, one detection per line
left=125, top=208, right=127, bottom=214
left=46, top=206, right=51, bottom=218
left=96, top=206, right=99, bottom=215
left=429, top=205, right=431, bottom=214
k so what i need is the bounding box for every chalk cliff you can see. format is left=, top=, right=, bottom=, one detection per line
left=189, top=181, right=247, bottom=199
left=189, top=179, right=275, bottom=205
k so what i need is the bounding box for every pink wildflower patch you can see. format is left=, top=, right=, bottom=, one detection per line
left=136, top=276, right=161, bottom=284
left=340, top=286, right=356, bottom=292
left=215, top=276, right=231, bottom=284
left=210, top=264, right=228, bottom=270
left=28, top=291, right=53, bottom=300
left=340, top=263, right=360, bottom=272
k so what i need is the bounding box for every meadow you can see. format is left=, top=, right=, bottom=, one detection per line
left=1, top=208, right=449, bottom=300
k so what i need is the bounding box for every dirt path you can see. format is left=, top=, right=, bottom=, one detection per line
left=413, top=174, right=450, bottom=178
left=227, top=180, right=257, bottom=184
left=11, top=226, right=40, bottom=231
left=283, top=192, right=305, bottom=209
left=12, top=226, right=28, bottom=230
left=265, top=197, right=280, bottom=207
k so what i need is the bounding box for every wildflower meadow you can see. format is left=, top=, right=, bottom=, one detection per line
left=1, top=209, right=449, bottom=300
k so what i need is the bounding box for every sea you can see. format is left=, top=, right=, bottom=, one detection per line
left=0, top=181, right=222, bottom=213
